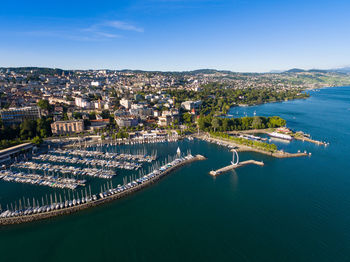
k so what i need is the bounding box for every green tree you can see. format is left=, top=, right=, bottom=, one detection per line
left=268, top=116, right=286, bottom=128
left=251, top=116, right=263, bottom=129
left=37, top=99, right=51, bottom=111
left=211, top=118, right=220, bottom=132
left=32, top=136, right=43, bottom=145
left=183, top=112, right=192, bottom=124
left=20, top=120, right=37, bottom=140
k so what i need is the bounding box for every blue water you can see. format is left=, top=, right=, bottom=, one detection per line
left=1, top=86, right=350, bottom=261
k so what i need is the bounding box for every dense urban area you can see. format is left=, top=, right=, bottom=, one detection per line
left=1, top=67, right=349, bottom=149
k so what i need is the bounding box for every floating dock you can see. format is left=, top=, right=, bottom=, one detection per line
left=209, top=160, right=264, bottom=176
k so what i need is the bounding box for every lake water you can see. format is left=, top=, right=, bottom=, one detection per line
left=1, top=86, right=350, bottom=261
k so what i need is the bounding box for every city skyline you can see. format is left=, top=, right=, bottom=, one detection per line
left=1, top=0, right=350, bottom=72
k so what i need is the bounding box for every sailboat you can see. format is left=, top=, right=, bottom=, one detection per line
left=176, top=147, right=181, bottom=156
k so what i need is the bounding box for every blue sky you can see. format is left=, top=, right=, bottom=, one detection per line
left=1, top=0, right=350, bottom=72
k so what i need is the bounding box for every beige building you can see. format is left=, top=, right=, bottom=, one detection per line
left=115, top=116, right=139, bottom=127
left=51, top=120, right=84, bottom=135
left=157, top=115, right=173, bottom=127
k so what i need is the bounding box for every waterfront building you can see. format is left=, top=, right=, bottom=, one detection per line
left=0, top=106, right=41, bottom=125
left=115, top=116, right=139, bottom=127
left=51, top=120, right=84, bottom=135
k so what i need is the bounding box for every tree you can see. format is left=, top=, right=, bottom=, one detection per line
left=20, top=120, right=37, bottom=140
left=36, top=117, right=52, bottom=138
left=101, top=110, right=110, bottom=119
left=89, top=111, right=97, bottom=120
left=37, top=99, right=51, bottom=111
left=222, top=118, right=229, bottom=131
left=251, top=116, right=263, bottom=129
left=211, top=118, right=220, bottom=132
left=183, top=112, right=192, bottom=124
left=32, top=136, right=43, bottom=145
left=268, top=116, right=286, bottom=128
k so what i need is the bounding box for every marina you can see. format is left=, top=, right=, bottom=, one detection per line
left=0, top=169, right=85, bottom=189
left=51, top=148, right=157, bottom=163
left=67, top=135, right=180, bottom=148
left=32, top=154, right=142, bottom=170
left=0, top=153, right=206, bottom=225
left=11, top=161, right=116, bottom=179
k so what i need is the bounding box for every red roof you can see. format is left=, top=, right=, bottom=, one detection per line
left=90, top=119, right=109, bottom=123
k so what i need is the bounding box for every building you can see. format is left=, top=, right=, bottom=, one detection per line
left=120, top=98, right=131, bottom=109
left=129, top=107, right=153, bottom=117
left=75, top=97, right=91, bottom=108
left=0, top=106, right=41, bottom=125
left=157, top=115, right=173, bottom=127
left=91, top=81, right=100, bottom=87
left=181, top=100, right=202, bottom=111
left=48, top=97, right=74, bottom=106
left=89, top=119, right=109, bottom=131
left=51, top=120, right=84, bottom=135
left=115, top=116, right=139, bottom=127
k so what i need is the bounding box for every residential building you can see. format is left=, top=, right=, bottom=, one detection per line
left=157, top=115, right=173, bottom=127
left=115, top=116, right=139, bottom=127
left=75, top=97, right=91, bottom=108
left=0, top=106, right=41, bottom=125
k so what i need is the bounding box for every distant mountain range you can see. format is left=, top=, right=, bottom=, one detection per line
left=1, top=66, right=350, bottom=75
left=272, top=67, right=350, bottom=74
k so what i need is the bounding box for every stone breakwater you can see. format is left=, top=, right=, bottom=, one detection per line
left=0, top=154, right=206, bottom=226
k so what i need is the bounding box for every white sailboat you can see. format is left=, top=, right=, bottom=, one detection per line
left=176, top=147, right=181, bottom=156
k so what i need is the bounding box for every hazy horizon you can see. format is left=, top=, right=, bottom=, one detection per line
left=1, top=0, right=350, bottom=72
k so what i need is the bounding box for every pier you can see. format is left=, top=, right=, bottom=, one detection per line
left=209, top=160, right=264, bottom=176
left=209, top=149, right=264, bottom=176
left=0, top=154, right=206, bottom=226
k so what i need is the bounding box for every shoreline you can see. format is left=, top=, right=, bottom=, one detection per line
left=227, top=129, right=328, bottom=146
left=0, top=154, right=206, bottom=226
left=197, top=134, right=308, bottom=158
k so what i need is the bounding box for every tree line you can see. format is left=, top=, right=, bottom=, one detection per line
left=0, top=117, right=52, bottom=149
left=198, top=115, right=286, bottom=132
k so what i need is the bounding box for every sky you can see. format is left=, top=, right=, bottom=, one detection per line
left=1, top=0, right=350, bottom=72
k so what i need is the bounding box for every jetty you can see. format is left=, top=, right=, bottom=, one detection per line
left=0, top=154, right=206, bottom=226
left=209, top=150, right=264, bottom=176
left=209, top=160, right=264, bottom=176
